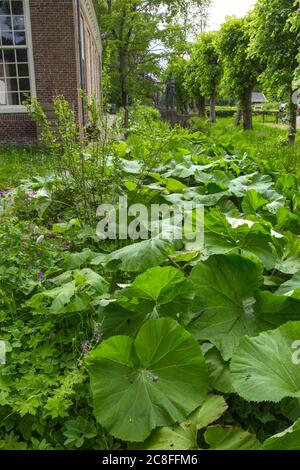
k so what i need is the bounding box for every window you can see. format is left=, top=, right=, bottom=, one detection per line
left=0, top=0, right=34, bottom=109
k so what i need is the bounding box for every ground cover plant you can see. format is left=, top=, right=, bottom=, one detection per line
left=1, top=103, right=300, bottom=450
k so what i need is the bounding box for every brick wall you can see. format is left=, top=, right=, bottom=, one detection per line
left=0, top=0, right=101, bottom=146
left=30, top=0, right=83, bottom=127
left=0, top=114, right=37, bottom=146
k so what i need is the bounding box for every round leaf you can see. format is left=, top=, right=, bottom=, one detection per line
left=86, top=318, right=209, bottom=442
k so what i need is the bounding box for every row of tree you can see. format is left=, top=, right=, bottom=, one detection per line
left=167, top=0, right=300, bottom=144
left=94, top=0, right=212, bottom=128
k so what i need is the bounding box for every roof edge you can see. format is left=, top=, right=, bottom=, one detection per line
left=80, top=0, right=101, bottom=53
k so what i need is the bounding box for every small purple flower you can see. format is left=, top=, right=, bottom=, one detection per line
left=0, top=189, right=8, bottom=198
left=36, top=235, right=45, bottom=243
left=38, top=271, right=43, bottom=281
left=28, top=224, right=34, bottom=231
left=25, top=189, right=38, bottom=199
left=33, top=225, right=39, bottom=233
left=93, top=329, right=103, bottom=343
left=81, top=340, right=90, bottom=356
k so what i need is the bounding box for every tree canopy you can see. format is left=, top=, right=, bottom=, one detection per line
left=250, top=0, right=300, bottom=143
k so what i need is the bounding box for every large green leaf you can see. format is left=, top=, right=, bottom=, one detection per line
left=205, top=347, right=233, bottom=394
left=204, top=211, right=277, bottom=269
left=189, top=254, right=264, bottom=360
left=254, top=291, right=300, bottom=328
left=262, top=419, right=300, bottom=450
left=242, top=189, right=269, bottom=215
left=128, top=266, right=186, bottom=304
left=105, top=238, right=176, bottom=273
left=276, top=272, right=300, bottom=299
left=231, top=322, right=300, bottom=402
left=130, top=395, right=227, bottom=450
left=86, top=318, right=209, bottom=442
left=275, top=233, right=300, bottom=275
left=204, top=426, right=260, bottom=450
left=28, top=269, right=108, bottom=314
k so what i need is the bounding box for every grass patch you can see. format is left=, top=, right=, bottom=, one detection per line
left=204, top=116, right=300, bottom=175
left=0, top=146, right=52, bottom=189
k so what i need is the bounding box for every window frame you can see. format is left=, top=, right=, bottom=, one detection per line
left=0, top=0, right=36, bottom=114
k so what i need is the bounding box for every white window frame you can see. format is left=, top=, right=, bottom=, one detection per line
left=0, top=0, right=36, bottom=114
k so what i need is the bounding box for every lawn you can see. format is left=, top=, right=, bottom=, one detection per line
left=203, top=116, right=300, bottom=175
left=0, top=146, right=52, bottom=190
left=0, top=116, right=299, bottom=191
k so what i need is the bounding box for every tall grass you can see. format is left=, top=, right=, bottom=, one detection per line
left=204, top=116, right=300, bottom=175
left=0, top=147, right=52, bottom=189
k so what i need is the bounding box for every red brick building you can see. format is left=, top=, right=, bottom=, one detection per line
left=0, top=0, right=101, bottom=145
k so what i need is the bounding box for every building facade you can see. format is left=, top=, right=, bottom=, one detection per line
left=0, top=0, right=101, bottom=145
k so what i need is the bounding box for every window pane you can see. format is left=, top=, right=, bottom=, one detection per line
left=16, top=48, right=26, bottom=62
left=11, top=1, right=23, bottom=15
left=7, top=92, right=19, bottom=105
left=6, top=77, right=18, bottom=91
left=5, top=62, right=16, bottom=76
left=13, top=15, right=24, bottom=30
left=0, top=91, right=7, bottom=104
left=4, top=49, right=15, bottom=62
left=17, top=62, right=28, bottom=76
left=0, top=2, right=31, bottom=107
left=2, top=30, right=13, bottom=45
left=0, top=1, right=11, bottom=15
left=19, top=77, right=29, bottom=90
left=14, top=30, right=25, bottom=45
left=0, top=15, right=12, bottom=31
left=19, top=91, right=29, bottom=104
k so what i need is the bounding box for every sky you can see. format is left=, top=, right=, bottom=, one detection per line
left=207, top=0, right=256, bottom=30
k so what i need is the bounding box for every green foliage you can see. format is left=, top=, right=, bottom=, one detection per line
left=188, top=32, right=221, bottom=100
left=2, top=105, right=300, bottom=450
left=250, top=0, right=299, bottom=98
left=231, top=322, right=300, bottom=403
left=86, top=318, right=209, bottom=442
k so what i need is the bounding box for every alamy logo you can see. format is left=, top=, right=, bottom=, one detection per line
left=0, top=341, right=6, bottom=365
left=96, top=197, right=204, bottom=251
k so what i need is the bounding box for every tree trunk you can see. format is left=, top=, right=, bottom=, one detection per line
left=198, top=96, right=206, bottom=118
left=235, top=102, right=242, bottom=127
left=242, top=88, right=253, bottom=131
left=119, top=48, right=129, bottom=132
left=288, top=90, right=297, bottom=145
left=210, top=91, right=216, bottom=123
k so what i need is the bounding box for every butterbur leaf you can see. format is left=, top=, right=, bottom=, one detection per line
left=105, top=238, right=176, bottom=273
left=205, top=347, right=233, bottom=394
left=276, top=272, right=300, bottom=299
left=129, top=395, right=227, bottom=450
left=230, top=322, right=300, bottom=403
left=204, top=426, right=260, bottom=450
left=86, top=318, right=209, bottom=442
left=275, top=233, right=300, bottom=275
left=128, top=266, right=185, bottom=304
left=189, top=254, right=264, bottom=360
left=27, top=281, right=76, bottom=313
left=242, top=189, right=268, bottom=215
left=262, top=418, right=300, bottom=450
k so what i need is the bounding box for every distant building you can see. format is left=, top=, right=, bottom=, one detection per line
left=251, top=92, right=267, bottom=104
left=0, top=0, right=101, bottom=145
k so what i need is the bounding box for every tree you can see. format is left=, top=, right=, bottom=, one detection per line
left=186, top=32, right=222, bottom=123
left=184, top=58, right=206, bottom=118
left=96, top=0, right=212, bottom=128
left=250, top=0, right=300, bottom=144
left=217, top=16, right=260, bottom=131
left=164, top=57, right=190, bottom=113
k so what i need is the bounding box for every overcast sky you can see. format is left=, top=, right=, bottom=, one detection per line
left=207, top=0, right=256, bottom=30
